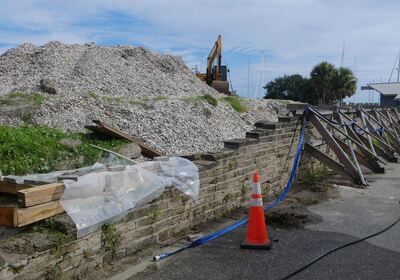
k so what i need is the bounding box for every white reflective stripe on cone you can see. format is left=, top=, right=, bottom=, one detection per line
left=252, top=182, right=262, bottom=194
left=250, top=198, right=263, bottom=207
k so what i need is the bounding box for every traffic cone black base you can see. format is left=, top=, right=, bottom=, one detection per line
left=240, top=240, right=272, bottom=250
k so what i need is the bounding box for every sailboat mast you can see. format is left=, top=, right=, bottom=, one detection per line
left=397, top=49, right=400, bottom=82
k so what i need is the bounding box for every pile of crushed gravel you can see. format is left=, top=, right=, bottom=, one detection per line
left=0, top=42, right=291, bottom=155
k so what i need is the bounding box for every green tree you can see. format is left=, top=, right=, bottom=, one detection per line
left=263, top=74, right=316, bottom=103
left=263, top=62, right=357, bottom=105
left=330, top=67, right=357, bottom=105
left=310, top=62, right=335, bottom=104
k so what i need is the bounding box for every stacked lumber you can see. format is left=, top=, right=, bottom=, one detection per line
left=0, top=180, right=65, bottom=227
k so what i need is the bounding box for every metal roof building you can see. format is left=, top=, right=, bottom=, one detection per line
left=361, top=82, right=400, bottom=105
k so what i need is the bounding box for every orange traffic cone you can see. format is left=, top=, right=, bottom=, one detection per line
left=241, top=172, right=271, bottom=250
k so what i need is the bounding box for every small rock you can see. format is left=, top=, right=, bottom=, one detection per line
left=117, top=142, right=142, bottom=159
left=40, top=79, right=57, bottom=94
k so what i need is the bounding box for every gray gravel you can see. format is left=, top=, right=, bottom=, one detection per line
left=0, top=42, right=290, bottom=155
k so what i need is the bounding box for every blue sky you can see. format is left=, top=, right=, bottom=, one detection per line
left=1, top=0, right=400, bottom=102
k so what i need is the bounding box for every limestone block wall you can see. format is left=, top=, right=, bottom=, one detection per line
left=0, top=116, right=316, bottom=280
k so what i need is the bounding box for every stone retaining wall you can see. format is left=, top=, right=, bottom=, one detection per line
left=0, top=116, right=317, bottom=280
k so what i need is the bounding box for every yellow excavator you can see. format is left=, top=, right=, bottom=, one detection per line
left=196, top=35, right=232, bottom=95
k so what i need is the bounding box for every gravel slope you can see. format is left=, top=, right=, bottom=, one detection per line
left=0, top=42, right=291, bottom=155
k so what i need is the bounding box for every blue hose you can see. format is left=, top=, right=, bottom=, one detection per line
left=154, top=113, right=308, bottom=262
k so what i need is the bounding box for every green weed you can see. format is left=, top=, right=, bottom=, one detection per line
left=199, top=94, right=218, bottom=106
left=300, top=166, right=332, bottom=185
left=103, top=96, right=124, bottom=104
left=129, top=96, right=168, bottom=106
left=0, top=92, right=48, bottom=106
left=149, top=208, right=161, bottom=221
left=223, top=193, right=234, bottom=202
left=86, top=91, right=97, bottom=98
left=179, top=94, right=218, bottom=106
left=372, top=138, right=383, bottom=148
left=101, top=223, right=119, bottom=261
left=221, top=96, right=247, bottom=112
left=21, top=112, right=32, bottom=124
left=31, top=218, right=68, bottom=257
left=129, top=99, right=146, bottom=106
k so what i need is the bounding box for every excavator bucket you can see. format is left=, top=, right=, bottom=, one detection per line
left=211, top=80, right=230, bottom=95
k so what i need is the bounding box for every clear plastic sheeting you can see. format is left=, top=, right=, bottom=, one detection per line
left=60, top=157, right=199, bottom=238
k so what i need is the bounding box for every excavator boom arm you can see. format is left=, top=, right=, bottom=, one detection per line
left=206, top=35, right=222, bottom=83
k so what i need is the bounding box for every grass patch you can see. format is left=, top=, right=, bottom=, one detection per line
left=0, top=125, right=128, bottom=175
left=180, top=94, right=218, bottom=106
left=129, top=96, right=168, bottom=106
left=299, top=166, right=332, bottom=185
left=129, top=99, right=146, bottom=106
left=85, top=91, right=97, bottom=98
left=199, top=94, right=218, bottom=106
left=221, top=96, right=247, bottom=112
left=103, top=96, right=124, bottom=104
left=0, top=92, right=48, bottom=106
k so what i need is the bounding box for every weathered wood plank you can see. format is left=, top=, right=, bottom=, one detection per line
left=0, top=181, right=32, bottom=195
left=0, top=201, right=64, bottom=227
left=316, top=111, right=385, bottom=165
left=368, top=110, right=400, bottom=152
left=356, top=132, right=397, bottom=162
left=334, top=136, right=384, bottom=173
left=359, top=110, right=396, bottom=155
left=17, top=182, right=65, bottom=207
left=0, top=207, right=16, bottom=227
left=86, top=120, right=162, bottom=158
left=309, top=112, right=360, bottom=181
left=334, top=111, right=367, bottom=185
left=16, top=201, right=64, bottom=227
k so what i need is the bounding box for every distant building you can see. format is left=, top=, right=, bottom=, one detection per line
left=361, top=82, right=400, bottom=106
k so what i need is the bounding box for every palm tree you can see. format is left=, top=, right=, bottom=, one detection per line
left=310, top=62, right=335, bottom=104
left=330, top=67, right=357, bottom=105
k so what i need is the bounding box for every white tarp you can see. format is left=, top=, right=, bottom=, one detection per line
left=60, top=157, right=199, bottom=237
